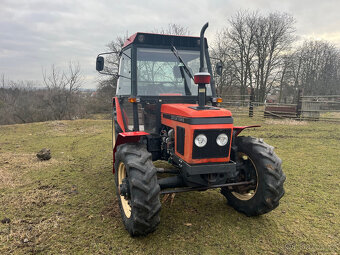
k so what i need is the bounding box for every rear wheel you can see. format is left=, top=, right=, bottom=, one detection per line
left=114, top=143, right=161, bottom=236
left=221, top=136, right=286, bottom=216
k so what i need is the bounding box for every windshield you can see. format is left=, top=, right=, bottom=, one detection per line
left=137, top=48, right=212, bottom=96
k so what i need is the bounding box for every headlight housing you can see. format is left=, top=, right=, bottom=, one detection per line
left=216, top=133, right=228, bottom=146
left=194, top=134, right=207, bottom=147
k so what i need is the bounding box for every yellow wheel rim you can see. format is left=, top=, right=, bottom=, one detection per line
left=118, top=162, right=131, bottom=218
left=231, top=153, right=259, bottom=201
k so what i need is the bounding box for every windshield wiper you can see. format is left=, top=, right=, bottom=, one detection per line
left=171, top=45, right=194, bottom=81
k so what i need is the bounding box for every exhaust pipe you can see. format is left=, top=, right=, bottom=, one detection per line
left=195, top=22, right=211, bottom=109
left=199, top=22, right=209, bottom=73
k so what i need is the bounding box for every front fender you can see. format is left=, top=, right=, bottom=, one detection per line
left=233, top=125, right=261, bottom=136
left=112, top=131, right=149, bottom=173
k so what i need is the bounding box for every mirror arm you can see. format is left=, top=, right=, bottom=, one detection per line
left=98, top=71, right=118, bottom=76
left=97, top=51, right=116, bottom=57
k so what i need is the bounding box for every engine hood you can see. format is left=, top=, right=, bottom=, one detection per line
left=161, top=104, right=232, bottom=118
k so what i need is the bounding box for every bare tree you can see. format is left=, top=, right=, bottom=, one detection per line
left=214, top=11, right=259, bottom=97
left=0, top=80, right=49, bottom=124
left=106, top=35, right=128, bottom=74
left=42, top=62, right=83, bottom=120
left=287, top=40, right=340, bottom=96
left=252, top=12, right=295, bottom=101
left=212, top=33, right=239, bottom=96
left=94, top=34, right=128, bottom=109
left=0, top=64, right=88, bottom=125
left=214, top=11, right=295, bottom=101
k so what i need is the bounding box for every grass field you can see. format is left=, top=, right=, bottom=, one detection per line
left=0, top=117, right=339, bottom=254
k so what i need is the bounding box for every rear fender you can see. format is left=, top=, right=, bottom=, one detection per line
left=233, top=125, right=261, bottom=137
left=112, top=131, right=150, bottom=173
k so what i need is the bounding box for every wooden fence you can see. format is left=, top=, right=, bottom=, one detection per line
left=221, top=89, right=340, bottom=122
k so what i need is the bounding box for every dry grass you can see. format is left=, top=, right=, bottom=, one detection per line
left=2, top=185, right=66, bottom=211
left=264, top=119, right=308, bottom=126
left=0, top=118, right=339, bottom=254
left=46, top=120, right=103, bottom=136
left=0, top=211, right=66, bottom=254
left=0, top=152, right=60, bottom=189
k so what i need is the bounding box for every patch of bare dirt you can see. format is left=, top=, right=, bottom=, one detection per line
left=101, top=197, right=121, bottom=219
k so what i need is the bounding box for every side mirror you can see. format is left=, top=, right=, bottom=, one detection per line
left=96, top=56, right=104, bottom=71
left=215, top=61, right=223, bottom=76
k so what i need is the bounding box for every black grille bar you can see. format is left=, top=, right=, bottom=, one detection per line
left=176, top=126, right=185, bottom=155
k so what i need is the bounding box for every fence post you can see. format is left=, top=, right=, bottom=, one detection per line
left=249, top=88, right=255, bottom=117
left=296, top=88, right=303, bottom=119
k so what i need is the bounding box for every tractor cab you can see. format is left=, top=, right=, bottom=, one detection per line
left=97, top=28, right=220, bottom=135
left=95, top=23, right=285, bottom=237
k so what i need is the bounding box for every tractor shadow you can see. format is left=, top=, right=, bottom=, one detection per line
left=138, top=190, right=279, bottom=243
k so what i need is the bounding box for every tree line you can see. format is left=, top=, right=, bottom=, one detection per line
left=1, top=11, right=340, bottom=125
left=212, top=10, right=340, bottom=102
left=0, top=63, right=111, bottom=125
left=101, top=12, right=340, bottom=104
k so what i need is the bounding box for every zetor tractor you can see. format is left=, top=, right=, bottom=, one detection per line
left=96, top=23, right=286, bottom=236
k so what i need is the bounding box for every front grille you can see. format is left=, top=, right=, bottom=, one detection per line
left=192, top=129, right=231, bottom=159
left=176, top=126, right=185, bottom=155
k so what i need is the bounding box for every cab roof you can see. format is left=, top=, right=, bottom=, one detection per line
left=122, top=32, right=208, bottom=50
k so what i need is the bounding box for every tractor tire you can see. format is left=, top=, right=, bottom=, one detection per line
left=221, top=136, right=285, bottom=216
left=114, top=143, right=161, bottom=236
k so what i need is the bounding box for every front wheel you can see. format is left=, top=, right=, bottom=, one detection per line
left=114, top=143, right=161, bottom=236
left=221, top=136, right=286, bottom=216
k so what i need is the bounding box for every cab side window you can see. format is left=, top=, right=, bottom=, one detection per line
left=116, top=49, right=131, bottom=95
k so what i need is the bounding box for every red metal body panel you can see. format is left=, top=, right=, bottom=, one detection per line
left=161, top=104, right=233, bottom=164
left=233, top=125, right=261, bottom=136
left=122, top=33, right=138, bottom=48
left=113, top=97, right=126, bottom=132
left=112, top=131, right=149, bottom=173
left=161, top=104, right=232, bottom=118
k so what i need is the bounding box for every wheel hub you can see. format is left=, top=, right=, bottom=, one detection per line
left=230, top=152, right=258, bottom=200
left=119, top=178, right=131, bottom=200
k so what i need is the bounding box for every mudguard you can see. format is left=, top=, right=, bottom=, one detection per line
left=112, top=131, right=149, bottom=173
left=233, top=125, right=261, bottom=136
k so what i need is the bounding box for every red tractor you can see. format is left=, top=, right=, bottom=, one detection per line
left=96, top=23, right=285, bottom=236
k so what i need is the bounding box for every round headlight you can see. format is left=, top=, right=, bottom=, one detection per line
left=216, top=133, right=228, bottom=146
left=194, top=134, right=207, bottom=147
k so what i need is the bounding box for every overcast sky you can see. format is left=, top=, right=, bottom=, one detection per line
left=1, top=0, right=340, bottom=89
